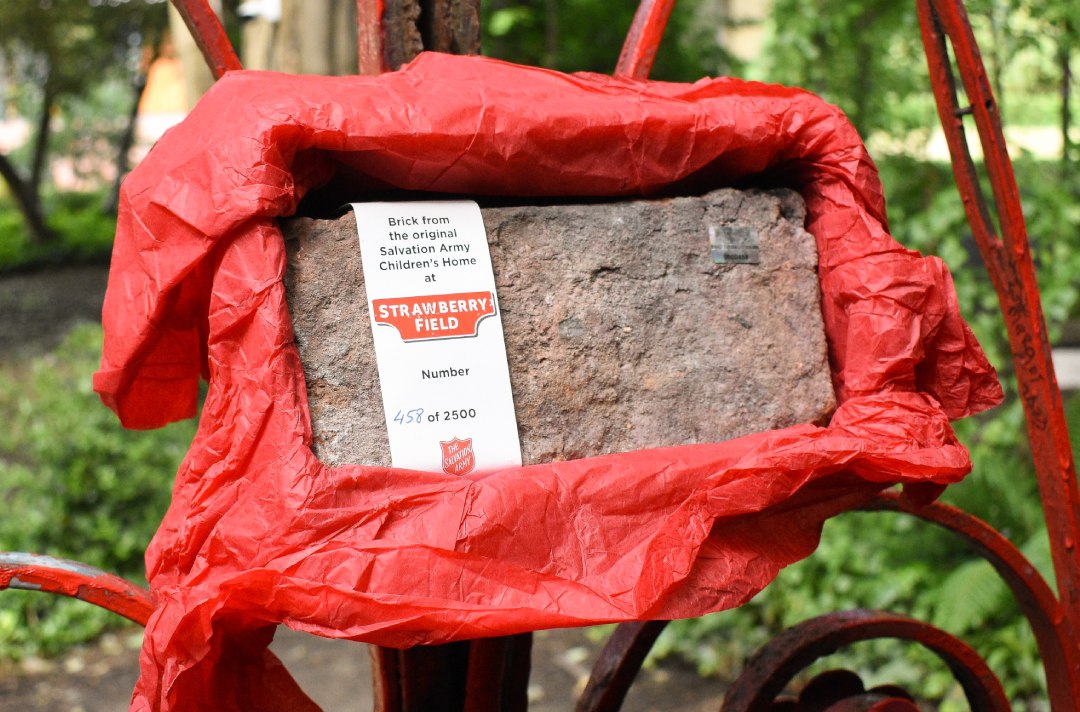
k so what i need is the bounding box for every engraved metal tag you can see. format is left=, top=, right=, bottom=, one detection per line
left=709, top=225, right=760, bottom=264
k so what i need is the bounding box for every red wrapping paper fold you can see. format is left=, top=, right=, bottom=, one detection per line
left=94, top=54, right=1002, bottom=711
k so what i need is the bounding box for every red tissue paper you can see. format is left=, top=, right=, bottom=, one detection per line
left=94, top=53, right=1002, bottom=710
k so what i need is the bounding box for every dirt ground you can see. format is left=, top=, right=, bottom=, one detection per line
left=0, top=623, right=729, bottom=711
left=0, top=264, right=729, bottom=711
left=0, top=263, right=111, bottom=362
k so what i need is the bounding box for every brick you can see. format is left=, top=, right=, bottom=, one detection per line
left=283, top=188, right=835, bottom=467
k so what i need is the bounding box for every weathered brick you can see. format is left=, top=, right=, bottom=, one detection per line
left=283, top=188, right=835, bottom=467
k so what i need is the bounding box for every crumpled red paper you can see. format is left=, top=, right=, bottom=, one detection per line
left=94, top=53, right=1003, bottom=711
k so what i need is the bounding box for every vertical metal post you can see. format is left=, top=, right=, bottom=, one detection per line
left=356, top=0, right=386, bottom=74
left=918, top=0, right=1080, bottom=678
left=357, top=0, right=480, bottom=75
left=170, top=0, right=243, bottom=79
left=615, top=0, right=676, bottom=79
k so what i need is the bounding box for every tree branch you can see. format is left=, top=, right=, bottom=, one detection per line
left=29, top=77, right=55, bottom=204
left=0, top=151, right=53, bottom=244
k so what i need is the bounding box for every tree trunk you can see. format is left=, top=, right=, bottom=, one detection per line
left=242, top=16, right=278, bottom=70
left=103, top=63, right=151, bottom=216
left=276, top=0, right=361, bottom=74
left=296, top=0, right=333, bottom=74
left=0, top=152, right=54, bottom=244
left=29, top=78, right=55, bottom=213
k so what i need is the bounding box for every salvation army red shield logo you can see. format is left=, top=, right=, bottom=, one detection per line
left=440, top=437, right=475, bottom=476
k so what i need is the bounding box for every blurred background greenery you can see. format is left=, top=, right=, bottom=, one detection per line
left=1, top=0, right=1079, bottom=708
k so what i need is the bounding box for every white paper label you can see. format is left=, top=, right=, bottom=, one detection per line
left=352, top=201, right=522, bottom=475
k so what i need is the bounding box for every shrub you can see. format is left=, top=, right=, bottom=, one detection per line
left=0, top=324, right=196, bottom=659
left=0, top=191, right=116, bottom=272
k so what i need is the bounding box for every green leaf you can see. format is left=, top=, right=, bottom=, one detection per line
left=929, top=558, right=1008, bottom=634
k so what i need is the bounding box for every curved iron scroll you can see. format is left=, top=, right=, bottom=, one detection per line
left=719, top=609, right=1010, bottom=711
left=578, top=488, right=1080, bottom=710
left=862, top=491, right=1080, bottom=709
left=576, top=620, right=669, bottom=712
left=0, top=552, right=154, bottom=626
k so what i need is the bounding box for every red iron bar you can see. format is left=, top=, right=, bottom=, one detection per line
left=356, top=0, right=386, bottom=74
left=615, top=0, right=676, bottom=79
left=0, top=552, right=154, bottom=626
left=170, top=0, right=243, bottom=79
left=918, top=0, right=1080, bottom=646
left=576, top=620, right=668, bottom=712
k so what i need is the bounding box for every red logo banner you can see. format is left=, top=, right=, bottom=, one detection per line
left=373, top=291, right=495, bottom=341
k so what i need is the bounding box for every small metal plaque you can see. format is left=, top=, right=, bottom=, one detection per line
left=709, top=225, right=760, bottom=264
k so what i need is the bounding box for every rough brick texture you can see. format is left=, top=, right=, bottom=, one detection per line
left=283, top=188, right=836, bottom=467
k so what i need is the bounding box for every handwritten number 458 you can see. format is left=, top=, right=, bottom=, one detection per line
left=394, top=408, right=424, bottom=425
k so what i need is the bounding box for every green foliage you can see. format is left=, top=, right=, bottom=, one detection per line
left=0, top=0, right=165, bottom=101
left=962, top=0, right=1080, bottom=131
left=654, top=512, right=938, bottom=680
left=656, top=512, right=1055, bottom=707
left=0, top=325, right=195, bottom=659
left=0, top=0, right=167, bottom=242
left=0, top=190, right=116, bottom=270
left=52, top=76, right=136, bottom=187
left=763, top=0, right=933, bottom=138
left=765, top=0, right=1079, bottom=142
left=480, top=0, right=738, bottom=81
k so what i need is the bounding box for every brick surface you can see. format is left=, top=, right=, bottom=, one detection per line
left=283, top=188, right=835, bottom=467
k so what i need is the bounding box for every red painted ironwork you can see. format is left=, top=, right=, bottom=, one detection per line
left=580, top=488, right=1080, bottom=709
left=0, top=552, right=154, bottom=626
left=614, top=0, right=676, bottom=79
left=576, top=620, right=668, bottom=712
left=772, top=669, right=919, bottom=711
left=863, top=491, right=1080, bottom=709
left=708, top=2, right=1080, bottom=706
left=719, top=610, right=1011, bottom=711
left=357, top=0, right=387, bottom=74
left=918, top=0, right=1080, bottom=625
left=371, top=643, right=471, bottom=711
left=463, top=634, right=532, bottom=711
left=369, top=635, right=530, bottom=711
left=170, top=0, right=242, bottom=80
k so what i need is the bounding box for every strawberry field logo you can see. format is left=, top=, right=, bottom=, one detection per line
left=372, top=291, right=495, bottom=341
